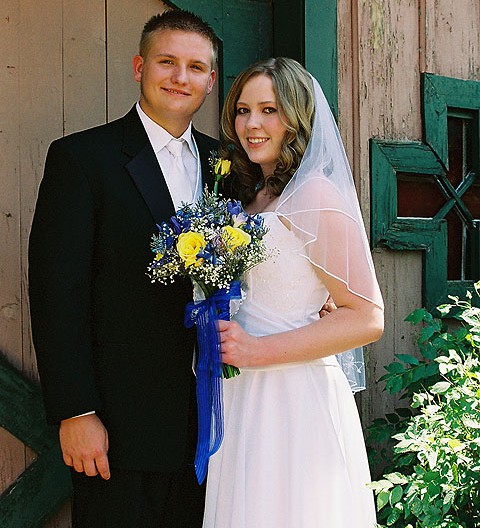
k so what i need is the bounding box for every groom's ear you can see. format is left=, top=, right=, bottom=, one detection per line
left=133, top=55, right=143, bottom=83
left=207, top=69, right=216, bottom=95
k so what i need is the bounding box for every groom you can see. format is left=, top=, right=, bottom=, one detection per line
left=29, top=10, right=218, bottom=527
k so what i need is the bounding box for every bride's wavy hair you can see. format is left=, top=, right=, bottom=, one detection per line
left=220, top=57, right=315, bottom=205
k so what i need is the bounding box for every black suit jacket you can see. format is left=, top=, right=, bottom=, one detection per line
left=29, top=106, right=218, bottom=472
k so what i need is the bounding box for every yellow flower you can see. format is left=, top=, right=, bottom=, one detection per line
left=221, top=225, right=251, bottom=251
left=154, top=252, right=164, bottom=261
left=214, top=158, right=231, bottom=177
left=177, top=232, right=206, bottom=267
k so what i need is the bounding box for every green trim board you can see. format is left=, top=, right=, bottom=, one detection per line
left=0, top=353, right=72, bottom=527
left=305, top=0, right=338, bottom=117
left=371, top=73, right=480, bottom=310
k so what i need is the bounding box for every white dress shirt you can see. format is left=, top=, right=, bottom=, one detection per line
left=136, top=103, right=201, bottom=210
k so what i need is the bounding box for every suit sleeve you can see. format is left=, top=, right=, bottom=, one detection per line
left=29, top=139, right=102, bottom=423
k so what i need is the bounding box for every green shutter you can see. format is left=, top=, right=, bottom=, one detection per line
left=371, top=74, right=480, bottom=310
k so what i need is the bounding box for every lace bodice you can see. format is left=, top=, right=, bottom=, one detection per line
left=234, top=212, right=329, bottom=337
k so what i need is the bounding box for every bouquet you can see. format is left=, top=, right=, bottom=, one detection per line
left=147, top=154, right=270, bottom=482
left=148, top=189, right=268, bottom=335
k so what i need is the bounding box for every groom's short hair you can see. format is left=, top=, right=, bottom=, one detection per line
left=140, top=9, right=219, bottom=66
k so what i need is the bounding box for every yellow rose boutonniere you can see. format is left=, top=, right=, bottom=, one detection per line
left=214, top=158, right=231, bottom=176
left=210, top=153, right=232, bottom=196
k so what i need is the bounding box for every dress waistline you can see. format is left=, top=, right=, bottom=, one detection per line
left=240, top=355, right=339, bottom=372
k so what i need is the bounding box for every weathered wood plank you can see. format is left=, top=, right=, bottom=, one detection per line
left=106, top=0, right=167, bottom=122
left=16, top=2, right=68, bottom=526
left=425, top=0, right=480, bottom=81
left=337, top=0, right=356, bottom=182
left=1, top=0, right=21, bottom=372
left=63, top=0, right=107, bottom=135
left=360, top=249, right=423, bottom=427
left=0, top=429, right=24, bottom=496
left=356, top=0, right=422, bottom=220
left=354, top=0, right=427, bottom=427
left=20, top=0, right=64, bottom=384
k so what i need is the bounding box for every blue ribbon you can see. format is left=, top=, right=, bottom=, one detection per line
left=184, top=281, right=242, bottom=484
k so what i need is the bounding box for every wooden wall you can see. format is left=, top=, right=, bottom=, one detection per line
left=337, top=0, right=480, bottom=425
left=0, top=1, right=218, bottom=526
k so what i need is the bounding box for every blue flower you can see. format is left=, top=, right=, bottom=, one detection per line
left=197, top=243, right=223, bottom=265
left=165, top=233, right=174, bottom=249
left=227, top=200, right=243, bottom=217
left=242, top=214, right=266, bottom=236
left=151, top=224, right=174, bottom=258
left=170, top=216, right=191, bottom=234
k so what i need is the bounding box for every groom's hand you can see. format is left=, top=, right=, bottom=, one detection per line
left=59, top=414, right=110, bottom=480
left=320, top=295, right=336, bottom=318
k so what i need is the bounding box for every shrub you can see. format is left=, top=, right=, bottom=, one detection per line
left=367, top=288, right=480, bottom=528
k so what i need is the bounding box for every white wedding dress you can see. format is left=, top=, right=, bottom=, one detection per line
left=203, top=212, right=377, bottom=528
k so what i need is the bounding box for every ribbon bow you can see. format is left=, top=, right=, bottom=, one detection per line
left=184, top=281, right=242, bottom=483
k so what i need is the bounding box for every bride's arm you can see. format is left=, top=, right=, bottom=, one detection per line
left=220, top=182, right=384, bottom=368
left=219, top=272, right=384, bottom=368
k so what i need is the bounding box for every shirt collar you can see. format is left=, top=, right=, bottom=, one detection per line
left=135, top=102, right=197, bottom=158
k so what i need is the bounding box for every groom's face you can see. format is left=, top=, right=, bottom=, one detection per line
left=133, top=29, right=216, bottom=137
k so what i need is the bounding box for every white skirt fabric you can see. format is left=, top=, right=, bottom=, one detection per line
left=203, top=359, right=377, bottom=528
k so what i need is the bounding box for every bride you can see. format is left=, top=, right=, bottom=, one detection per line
left=203, top=57, right=384, bottom=527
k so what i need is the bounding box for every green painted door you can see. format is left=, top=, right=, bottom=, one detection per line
left=172, top=0, right=274, bottom=100
left=173, top=0, right=339, bottom=112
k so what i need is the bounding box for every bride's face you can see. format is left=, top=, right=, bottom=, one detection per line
left=234, top=74, right=288, bottom=177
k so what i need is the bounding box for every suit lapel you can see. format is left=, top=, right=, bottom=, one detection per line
left=122, top=107, right=175, bottom=225
left=193, top=128, right=215, bottom=192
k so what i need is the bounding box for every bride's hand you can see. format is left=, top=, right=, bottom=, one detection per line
left=218, top=319, right=259, bottom=367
